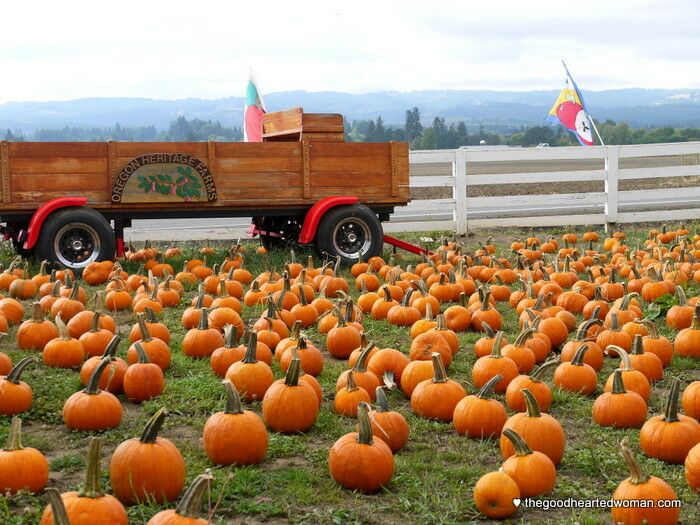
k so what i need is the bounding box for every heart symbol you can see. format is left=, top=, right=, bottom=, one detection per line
left=512, top=498, right=521, bottom=507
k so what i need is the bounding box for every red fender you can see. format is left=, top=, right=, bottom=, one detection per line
left=23, top=197, right=88, bottom=250
left=298, top=196, right=359, bottom=244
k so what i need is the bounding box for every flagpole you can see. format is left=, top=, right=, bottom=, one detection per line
left=561, top=60, right=605, bottom=146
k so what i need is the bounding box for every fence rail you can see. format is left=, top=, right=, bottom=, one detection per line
left=123, top=141, right=700, bottom=240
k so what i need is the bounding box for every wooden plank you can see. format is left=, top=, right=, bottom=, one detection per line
left=302, top=140, right=311, bottom=199
left=12, top=173, right=110, bottom=192
left=310, top=186, right=391, bottom=199
left=389, top=142, right=399, bottom=197
left=618, top=165, right=700, bottom=180
left=0, top=141, right=9, bottom=203
left=468, top=214, right=606, bottom=228
left=467, top=192, right=605, bottom=209
left=8, top=142, right=108, bottom=158
left=115, top=142, right=208, bottom=158
left=108, top=141, right=117, bottom=189
left=207, top=141, right=216, bottom=175
left=619, top=186, right=700, bottom=203
left=215, top=142, right=301, bottom=157
left=467, top=169, right=606, bottom=185
left=311, top=170, right=391, bottom=188
left=409, top=175, right=454, bottom=188
left=218, top=187, right=303, bottom=200
left=384, top=220, right=456, bottom=233
left=9, top=157, right=109, bottom=175
left=309, top=142, right=390, bottom=158
left=616, top=208, right=700, bottom=223
left=215, top=156, right=302, bottom=172
left=410, top=150, right=456, bottom=164
left=618, top=142, right=700, bottom=158
left=10, top=191, right=108, bottom=204
left=310, top=156, right=390, bottom=173
left=215, top=172, right=301, bottom=189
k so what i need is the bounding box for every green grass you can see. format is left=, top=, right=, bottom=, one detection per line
left=0, top=225, right=699, bottom=524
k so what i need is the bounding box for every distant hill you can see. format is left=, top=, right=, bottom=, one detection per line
left=2, top=88, right=700, bottom=133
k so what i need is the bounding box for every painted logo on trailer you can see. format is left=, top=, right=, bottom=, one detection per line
left=111, top=153, right=217, bottom=203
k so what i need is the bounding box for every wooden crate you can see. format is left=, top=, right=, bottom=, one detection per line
left=262, top=107, right=344, bottom=142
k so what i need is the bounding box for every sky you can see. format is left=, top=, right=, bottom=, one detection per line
left=1, top=0, right=699, bottom=103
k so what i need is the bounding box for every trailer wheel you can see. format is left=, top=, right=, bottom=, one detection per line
left=256, top=216, right=302, bottom=251
left=35, top=207, right=115, bottom=270
left=316, top=204, right=383, bottom=264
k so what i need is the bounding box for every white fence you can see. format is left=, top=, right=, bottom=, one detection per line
left=124, top=141, right=700, bottom=240
left=386, top=141, right=700, bottom=235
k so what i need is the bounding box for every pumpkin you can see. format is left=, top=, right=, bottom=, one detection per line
left=0, top=351, right=10, bottom=376
left=628, top=334, right=663, bottom=382
left=67, top=306, right=116, bottom=339
left=335, top=343, right=381, bottom=400
left=367, top=347, right=409, bottom=384
left=593, top=369, right=648, bottom=429
left=329, top=402, right=394, bottom=492
left=411, top=352, right=466, bottom=421
left=453, top=374, right=507, bottom=438
left=210, top=325, right=241, bottom=378
left=63, top=357, right=123, bottom=431
left=127, top=312, right=171, bottom=370
left=472, top=332, right=519, bottom=393
left=109, top=408, right=186, bottom=505
left=639, top=377, right=700, bottom=464
left=146, top=473, right=213, bottom=525
left=78, top=312, right=114, bottom=358
left=123, top=342, right=165, bottom=403
left=326, top=312, right=362, bottom=359
left=79, top=334, right=127, bottom=394
left=50, top=280, right=84, bottom=321
left=500, top=327, right=536, bottom=373
left=553, top=344, right=598, bottom=395
left=409, top=329, right=452, bottom=367
left=0, top=417, right=49, bottom=494
left=641, top=319, right=673, bottom=368
left=470, top=289, right=502, bottom=331
left=129, top=306, right=171, bottom=343
left=43, top=315, right=85, bottom=369
left=17, top=302, right=58, bottom=351
left=500, top=389, right=566, bottom=466
left=40, top=438, right=129, bottom=525
left=105, top=278, right=132, bottom=311
left=280, top=337, right=325, bottom=377
left=181, top=307, right=225, bottom=358
left=505, top=357, right=557, bottom=412
left=334, top=370, right=372, bottom=417
left=501, top=428, right=556, bottom=497
left=224, top=331, right=274, bottom=402
left=686, top=442, right=700, bottom=492
left=682, top=380, right=700, bottom=420
left=400, top=359, right=434, bottom=397
left=596, top=313, right=632, bottom=353
left=560, top=318, right=604, bottom=371
left=0, top=357, right=34, bottom=415
left=473, top=471, right=520, bottom=519
left=604, top=346, right=651, bottom=401
left=262, top=358, right=318, bottom=433
left=473, top=322, right=507, bottom=358
left=361, top=386, right=409, bottom=453
left=203, top=380, right=268, bottom=465
left=674, top=303, right=700, bottom=358
left=612, top=438, right=680, bottom=525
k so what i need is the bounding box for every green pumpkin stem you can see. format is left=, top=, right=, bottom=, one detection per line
left=489, top=332, right=506, bottom=358
left=133, top=342, right=151, bottom=364
left=346, top=370, right=359, bottom=392
left=5, top=417, right=24, bottom=450
left=284, top=358, right=302, bottom=386
left=136, top=312, right=153, bottom=342
left=223, top=380, right=244, bottom=415
left=357, top=402, right=374, bottom=445
left=575, top=318, right=602, bottom=341
left=174, top=472, right=214, bottom=518
left=5, top=356, right=34, bottom=384
left=630, top=334, right=644, bottom=355
left=530, top=357, right=559, bottom=381
left=513, top=327, right=534, bottom=347
left=522, top=388, right=541, bottom=417
left=620, top=437, right=649, bottom=484
left=84, top=357, right=111, bottom=394
left=481, top=321, right=495, bottom=338
left=140, top=407, right=168, bottom=443
left=611, top=369, right=627, bottom=394
left=375, top=386, right=390, bottom=412
left=571, top=344, right=589, bottom=366
left=46, top=488, right=70, bottom=525
left=223, top=325, right=238, bottom=348
left=241, top=330, right=258, bottom=364
left=663, top=377, right=682, bottom=423
left=353, top=342, right=375, bottom=373
left=198, top=307, right=210, bottom=330
left=502, top=428, right=533, bottom=456
left=477, top=374, right=502, bottom=399
left=101, top=334, right=122, bottom=359
left=431, top=352, right=448, bottom=383
left=80, top=437, right=104, bottom=498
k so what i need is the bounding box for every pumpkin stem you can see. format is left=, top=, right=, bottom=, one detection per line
left=575, top=318, right=602, bottom=341
left=620, top=437, right=649, bottom=484
left=477, top=374, right=502, bottom=399
left=357, top=402, right=374, bottom=445
left=5, top=417, right=24, bottom=450
left=30, top=302, right=44, bottom=322
left=80, top=437, right=104, bottom=498
left=383, top=370, right=397, bottom=390
left=198, top=307, right=210, bottom=330
left=663, top=377, right=682, bottom=423
left=630, top=334, right=644, bottom=355
left=375, top=386, right=390, bottom=412
left=140, top=407, right=168, bottom=443
left=610, top=369, right=627, bottom=394
left=83, top=357, right=111, bottom=395
left=530, top=356, right=559, bottom=380
left=489, top=332, right=506, bottom=358
left=522, top=388, right=541, bottom=417
left=431, top=352, right=448, bottom=383
left=692, top=303, right=700, bottom=330
left=223, top=325, right=238, bottom=348
left=641, top=319, right=660, bottom=339
left=605, top=346, right=633, bottom=370
left=513, top=327, right=534, bottom=347
left=102, top=334, right=122, bottom=359
left=68, top=279, right=80, bottom=300
left=481, top=321, right=495, bottom=338
left=133, top=342, right=151, bottom=364
left=284, top=358, right=302, bottom=386
left=136, top=312, right=153, bottom=342
left=346, top=370, right=359, bottom=392
left=222, top=380, right=244, bottom=415
left=174, top=472, right=214, bottom=518
left=609, top=312, right=621, bottom=331
left=571, top=344, right=590, bottom=366
left=502, top=428, right=533, bottom=456
left=55, top=314, right=70, bottom=340
left=46, top=488, right=70, bottom=525
left=5, top=356, right=34, bottom=384
left=241, top=330, right=258, bottom=364
left=353, top=342, right=375, bottom=373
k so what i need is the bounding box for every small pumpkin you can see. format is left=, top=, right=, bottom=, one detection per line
left=473, top=471, right=520, bottom=519
left=262, top=358, right=318, bottom=433
left=78, top=312, right=114, bottom=358
left=109, top=408, right=186, bottom=506
left=505, top=357, right=557, bottom=412
left=453, top=374, right=508, bottom=438
left=472, top=332, right=519, bottom=393
left=123, top=342, right=165, bottom=403
left=363, top=386, right=409, bottom=453
left=16, top=302, right=58, bottom=351
left=127, top=312, right=171, bottom=370
left=328, top=402, right=394, bottom=493
left=501, top=428, right=556, bottom=498
left=682, top=380, right=700, bottom=420
left=0, top=357, right=34, bottom=415
left=593, top=369, right=648, bottom=429
left=43, top=314, right=85, bottom=369
left=604, top=346, right=651, bottom=401
left=411, top=352, right=466, bottom=422
left=224, top=331, right=274, bottom=402
left=79, top=334, right=127, bottom=394
left=334, top=370, right=372, bottom=417
left=0, top=417, right=49, bottom=494
left=553, top=344, right=598, bottom=395
left=63, top=357, right=123, bottom=431
left=146, top=473, right=213, bottom=525
left=686, top=441, right=700, bottom=492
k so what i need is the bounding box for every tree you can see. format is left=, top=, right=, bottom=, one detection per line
left=420, top=127, right=438, bottom=149
left=375, top=117, right=386, bottom=142
left=405, top=106, right=423, bottom=142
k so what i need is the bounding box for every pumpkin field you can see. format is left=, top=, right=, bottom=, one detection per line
left=0, top=225, right=699, bottom=525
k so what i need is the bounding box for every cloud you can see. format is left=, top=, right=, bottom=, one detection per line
left=0, top=0, right=698, bottom=103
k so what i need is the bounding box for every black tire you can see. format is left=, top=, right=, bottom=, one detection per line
left=315, top=204, right=383, bottom=264
left=35, top=207, right=115, bottom=270
left=257, top=216, right=302, bottom=252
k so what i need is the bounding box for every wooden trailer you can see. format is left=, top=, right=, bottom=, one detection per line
left=0, top=107, right=411, bottom=268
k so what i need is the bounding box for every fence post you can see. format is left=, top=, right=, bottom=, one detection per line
left=453, top=148, right=468, bottom=236
left=604, top=146, right=619, bottom=231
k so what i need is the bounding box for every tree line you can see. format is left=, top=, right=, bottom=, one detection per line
left=3, top=109, right=699, bottom=147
